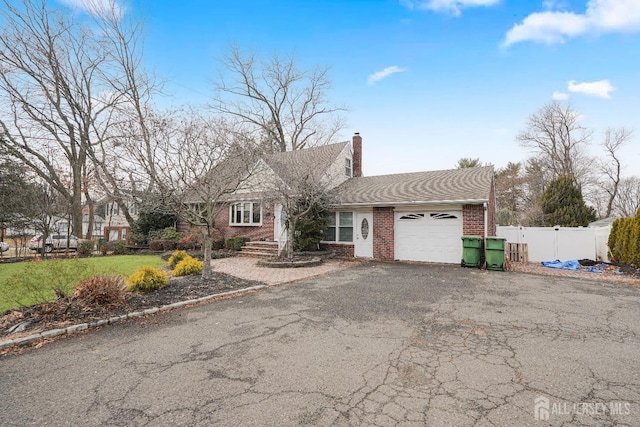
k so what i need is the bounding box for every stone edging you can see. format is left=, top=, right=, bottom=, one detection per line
left=257, top=257, right=323, bottom=268
left=0, top=284, right=267, bottom=351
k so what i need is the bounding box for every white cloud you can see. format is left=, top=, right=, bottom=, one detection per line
left=59, top=0, right=124, bottom=19
left=367, top=66, right=406, bottom=86
left=552, top=91, right=570, bottom=100
left=504, top=12, right=588, bottom=45
left=542, top=0, right=569, bottom=11
left=503, top=0, right=640, bottom=46
left=400, top=0, right=500, bottom=16
left=567, top=79, right=615, bottom=98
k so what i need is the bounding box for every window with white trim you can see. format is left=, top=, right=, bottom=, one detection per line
left=324, top=212, right=353, bottom=242
left=230, top=202, right=262, bottom=226
left=345, top=158, right=352, bottom=177
left=107, top=202, right=119, bottom=216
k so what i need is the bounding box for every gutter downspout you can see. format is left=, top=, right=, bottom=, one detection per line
left=483, top=202, right=488, bottom=238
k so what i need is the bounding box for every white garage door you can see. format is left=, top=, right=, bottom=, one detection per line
left=395, top=211, right=463, bottom=263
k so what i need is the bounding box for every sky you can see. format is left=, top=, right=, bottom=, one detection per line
left=57, top=0, right=640, bottom=178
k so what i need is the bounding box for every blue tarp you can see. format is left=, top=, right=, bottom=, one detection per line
left=541, top=260, right=580, bottom=270
left=586, top=265, right=605, bottom=273
left=541, top=260, right=608, bottom=273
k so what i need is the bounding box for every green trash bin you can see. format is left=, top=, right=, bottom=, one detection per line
left=461, top=236, right=483, bottom=268
left=485, top=237, right=506, bottom=271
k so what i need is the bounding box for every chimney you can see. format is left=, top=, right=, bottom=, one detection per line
left=352, top=132, right=362, bottom=177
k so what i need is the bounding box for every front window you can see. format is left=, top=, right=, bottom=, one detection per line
left=345, top=158, right=352, bottom=177
left=108, top=202, right=119, bottom=216
left=324, top=211, right=353, bottom=242
left=230, top=202, right=262, bottom=226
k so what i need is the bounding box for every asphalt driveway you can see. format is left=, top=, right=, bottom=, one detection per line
left=1, top=262, right=639, bottom=426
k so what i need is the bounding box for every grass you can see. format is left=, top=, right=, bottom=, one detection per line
left=0, top=255, right=166, bottom=313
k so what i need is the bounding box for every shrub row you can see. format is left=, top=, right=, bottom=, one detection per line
left=77, top=240, right=95, bottom=256
left=149, top=239, right=177, bottom=251
left=72, top=265, right=170, bottom=305
left=149, top=235, right=223, bottom=252
left=59, top=247, right=212, bottom=309
left=608, top=210, right=640, bottom=265
left=100, top=240, right=127, bottom=255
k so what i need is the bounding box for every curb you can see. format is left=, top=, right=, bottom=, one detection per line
left=0, top=284, right=267, bottom=351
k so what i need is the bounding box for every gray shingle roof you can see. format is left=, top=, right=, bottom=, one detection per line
left=262, top=141, right=349, bottom=183
left=334, top=166, right=494, bottom=206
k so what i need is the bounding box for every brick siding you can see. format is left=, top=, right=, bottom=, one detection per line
left=462, top=176, right=496, bottom=237
left=177, top=203, right=275, bottom=242
left=462, top=204, right=485, bottom=236
left=215, top=204, right=274, bottom=241
left=320, top=243, right=354, bottom=257
left=352, top=133, right=362, bottom=178
left=373, top=207, right=394, bottom=260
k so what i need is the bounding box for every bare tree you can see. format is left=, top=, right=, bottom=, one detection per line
left=260, top=145, right=345, bottom=258
left=84, top=0, right=163, bottom=228
left=0, top=0, right=153, bottom=238
left=211, top=45, right=346, bottom=152
left=517, top=101, right=594, bottom=187
left=127, top=110, right=256, bottom=279
left=518, top=157, right=550, bottom=226
left=614, top=177, right=640, bottom=217
left=598, top=128, right=632, bottom=218
left=495, top=162, right=525, bottom=225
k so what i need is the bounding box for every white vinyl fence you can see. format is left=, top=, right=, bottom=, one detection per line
left=497, top=225, right=611, bottom=263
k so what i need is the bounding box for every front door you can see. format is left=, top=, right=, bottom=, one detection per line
left=273, top=204, right=287, bottom=253
left=355, top=212, right=373, bottom=258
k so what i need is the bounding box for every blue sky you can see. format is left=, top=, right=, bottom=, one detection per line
left=60, top=0, right=640, bottom=178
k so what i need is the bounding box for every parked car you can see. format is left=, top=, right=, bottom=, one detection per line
left=0, top=241, right=9, bottom=252
left=29, top=234, right=80, bottom=253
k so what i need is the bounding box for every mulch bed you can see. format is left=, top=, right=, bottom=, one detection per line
left=1, top=272, right=265, bottom=341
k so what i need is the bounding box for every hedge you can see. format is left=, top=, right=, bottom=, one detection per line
left=608, top=210, right=640, bottom=265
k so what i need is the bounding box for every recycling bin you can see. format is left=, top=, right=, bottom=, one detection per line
left=461, top=236, right=483, bottom=268
left=485, top=237, right=506, bottom=271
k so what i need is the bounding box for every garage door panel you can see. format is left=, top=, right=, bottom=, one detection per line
left=395, top=211, right=462, bottom=263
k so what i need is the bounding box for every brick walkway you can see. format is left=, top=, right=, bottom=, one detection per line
left=211, top=257, right=356, bottom=286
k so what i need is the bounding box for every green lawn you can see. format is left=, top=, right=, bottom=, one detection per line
left=0, top=255, right=166, bottom=313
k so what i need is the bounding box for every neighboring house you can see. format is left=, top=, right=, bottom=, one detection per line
left=201, top=133, right=496, bottom=264
left=83, top=198, right=138, bottom=242
left=81, top=213, right=105, bottom=240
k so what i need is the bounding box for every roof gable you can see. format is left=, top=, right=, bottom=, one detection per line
left=262, top=141, right=349, bottom=184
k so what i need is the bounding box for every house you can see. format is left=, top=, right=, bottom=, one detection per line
left=207, top=133, right=496, bottom=264
left=82, top=198, right=138, bottom=242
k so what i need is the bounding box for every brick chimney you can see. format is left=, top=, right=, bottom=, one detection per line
left=352, top=132, right=362, bottom=177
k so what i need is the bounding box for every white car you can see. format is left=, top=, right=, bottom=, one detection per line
left=0, top=241, right=9, bottom=252
left=29, top=234, right=80, bottom=253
